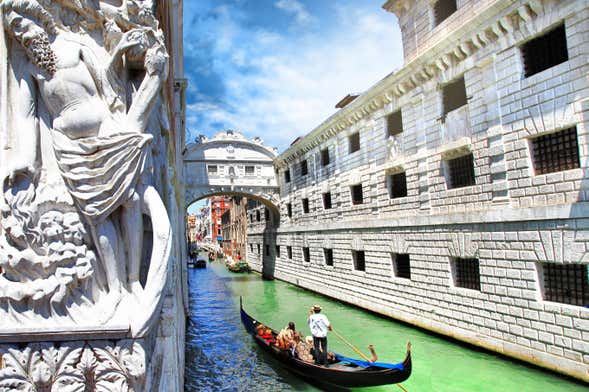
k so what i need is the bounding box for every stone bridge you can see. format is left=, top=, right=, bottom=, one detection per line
left=183, top=130, right=280, bottom=212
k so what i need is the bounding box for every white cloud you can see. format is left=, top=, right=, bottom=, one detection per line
left=187, top=2, right=402, bottom=152
left=275, top=0, right=314, bottom=26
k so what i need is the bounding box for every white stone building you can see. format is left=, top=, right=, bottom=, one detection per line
left=248, top=0, right=589, bottom=382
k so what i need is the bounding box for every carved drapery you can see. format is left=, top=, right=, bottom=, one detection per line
left=0, top=0, right=172, bottom=338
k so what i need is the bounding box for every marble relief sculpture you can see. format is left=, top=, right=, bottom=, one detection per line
left=0, top=0, right=172, bottom=338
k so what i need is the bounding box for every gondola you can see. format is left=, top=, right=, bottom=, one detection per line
left=240, top=297, right=412, bottom=388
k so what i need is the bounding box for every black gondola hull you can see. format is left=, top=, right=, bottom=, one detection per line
left=240, top=298, right=412, bottom=388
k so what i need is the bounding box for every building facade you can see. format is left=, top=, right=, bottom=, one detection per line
left=211, top=196, right=232, bottom=246
left=248, top=0, right=589, bottom=382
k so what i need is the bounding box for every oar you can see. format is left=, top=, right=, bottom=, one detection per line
left=331, top=328, right=411, bottom=392
left=330, top=327, right=371, bottom=361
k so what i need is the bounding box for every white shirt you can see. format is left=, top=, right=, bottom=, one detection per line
left=308, top=313, right=330, bottom=338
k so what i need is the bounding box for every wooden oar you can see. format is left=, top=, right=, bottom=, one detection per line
left=330, top=327, right=371, bottom=361
left=331, top=328, right=411, bottom=392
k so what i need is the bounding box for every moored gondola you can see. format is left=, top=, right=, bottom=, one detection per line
left=240, top=297, right=412, bottom=388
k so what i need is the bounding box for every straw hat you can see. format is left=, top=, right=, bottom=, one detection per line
left=312, top=304, right=322, bottom=311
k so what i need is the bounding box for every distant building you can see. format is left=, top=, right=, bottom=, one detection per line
left=210, top=196, right=232, bottom=246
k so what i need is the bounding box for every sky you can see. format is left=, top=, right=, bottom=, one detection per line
left=182, top=0, right=403, bottom=155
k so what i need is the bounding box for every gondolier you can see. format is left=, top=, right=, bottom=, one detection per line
left=308, top=305, right=332, bottom=365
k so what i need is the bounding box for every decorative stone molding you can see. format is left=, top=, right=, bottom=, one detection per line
left=388, top=237, right=408, bottom=255
left=350, top=237, right=365, bottom=251
left=447, top=233, right=479, bottom=259
left=523, top=102, right=579, bottom=138
left=534, top=230, right=589, bottom=264
left=0, top=340, right=148, bottom=392
left=440, top=137, right=473, bottom=160
left=322, top=237, right=333, bottom=249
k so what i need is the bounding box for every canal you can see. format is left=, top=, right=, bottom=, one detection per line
left=185, top=260, right=587, bottom=391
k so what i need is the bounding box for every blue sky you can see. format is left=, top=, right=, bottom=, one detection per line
left=182, top=0, right=403, bottom=154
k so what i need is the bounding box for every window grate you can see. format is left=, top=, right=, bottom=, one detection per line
left=303, top=247, right=310, bottom=263
left=245, top=166, right=255, bottom=175
left=447, top=154, right=475, bottom=189
left=286, top=203, right=292, bottom=218
left=300, top=160, right=308, bottom=176
left=543, top=263, right=589, bottom=306
left=323, top=192, right=332, bottom=209
left=302, top=198, right=310, bottom=213
left=351, top=184, right=363, bottom=205
left=349, top=133, right=360, bottom=153
left=522, top=23, right=568, bottom=78
left=276, top=246, right=281, bottom=258
left=454, top=258, right=480, bottom=290
left=321, top=148, right=330, bottom=166
left=434, top=0, right=457, bottom=26
left=257, top=244, right=260, bottom=254
left=442, top=76, right=467, bottom=116
left=531, top=127, right=579, bottom=175
left=394, top=254, right=411, bottom=279
left=287, top=246, right=293, bottom=259
left=352, top=250, right=366, bottom=271
left=285, top=169, right=291, bottom=183
left=388, top=172, right=408, bottom=199
left=386, top=110, right=403, bottom=137
left=265, top=207, right=270, bottom=221
left=324, top=249, right=334, bottom=266
left=256, top=210, right=260, bottom=222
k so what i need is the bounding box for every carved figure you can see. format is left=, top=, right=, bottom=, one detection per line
left=0, top=0, right=171, bottom=336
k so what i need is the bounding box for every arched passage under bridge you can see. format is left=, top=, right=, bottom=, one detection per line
left=183, top=131, right=280, bottom=278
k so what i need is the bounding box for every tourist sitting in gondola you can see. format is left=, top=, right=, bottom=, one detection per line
left=256, top=323, right=275, bottom=344
left=293, top=335, right=314, bottom=363
left=276, top=322, right=297, bottom=350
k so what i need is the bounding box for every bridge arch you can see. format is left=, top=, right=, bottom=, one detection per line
left=183, top=130, right=281, bottom=277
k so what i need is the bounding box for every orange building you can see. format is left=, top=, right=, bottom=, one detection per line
left=210, top=196, right=232, bottom=246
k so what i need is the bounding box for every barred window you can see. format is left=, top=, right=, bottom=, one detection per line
left=285, top=169, right=291, bottom=183
left=349, top=133, right=360, bottom=153
left=386, top=110, right=403, bottom=138
left=302, top=198, right=310, bottom=214
left=434, top=0, right=457, bottom=26
left=257, top=244, right=260, bottom=254
left=447, top=154, right=475, bottom=189
left=531, top=127, right=579, bottom=175
left=324, top=248, right=334, bottom=266
left=265, top=207, right=270, bottom=221
left=323, top=192, right=332, bottom=210
left=542, top=263, right=588, bottom=306
left=351, top=184, right=363, bottom=205
left=276, top=245, right=281, bottom=258
left=387, top=172, right=408, bottom=199
left=256, top=210, right=261, bottom=222
left=303, top=247, right=310, bottom=263
left=453, top=258, right=480, bottom=291
left=287, top=246, right=293, bottom=259
left=245, top=165, right=255, bottom=175
left=442, top=76, right=467, bottom=116
left=286, top=203, right=292, bottom=218
left=250, top=243, right=253, bottom=252
left=522, top=23, right=568, bottom=78
left=300, top=160, right=308, bottom=176
left=321, top=148, right=330, bottom=166
left=207, top=165, right=218, bottom=174
left=393, top=254, right=411, bottom=279
left=352, top=250, right=366, bottom=271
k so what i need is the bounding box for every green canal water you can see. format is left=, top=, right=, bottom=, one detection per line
left=185, top=260, right=587, bottom=391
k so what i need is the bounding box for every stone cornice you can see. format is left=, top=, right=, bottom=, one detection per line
left=185, top=130, right=278, bottom=158
left=275, top=0, right=543, bottom=169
